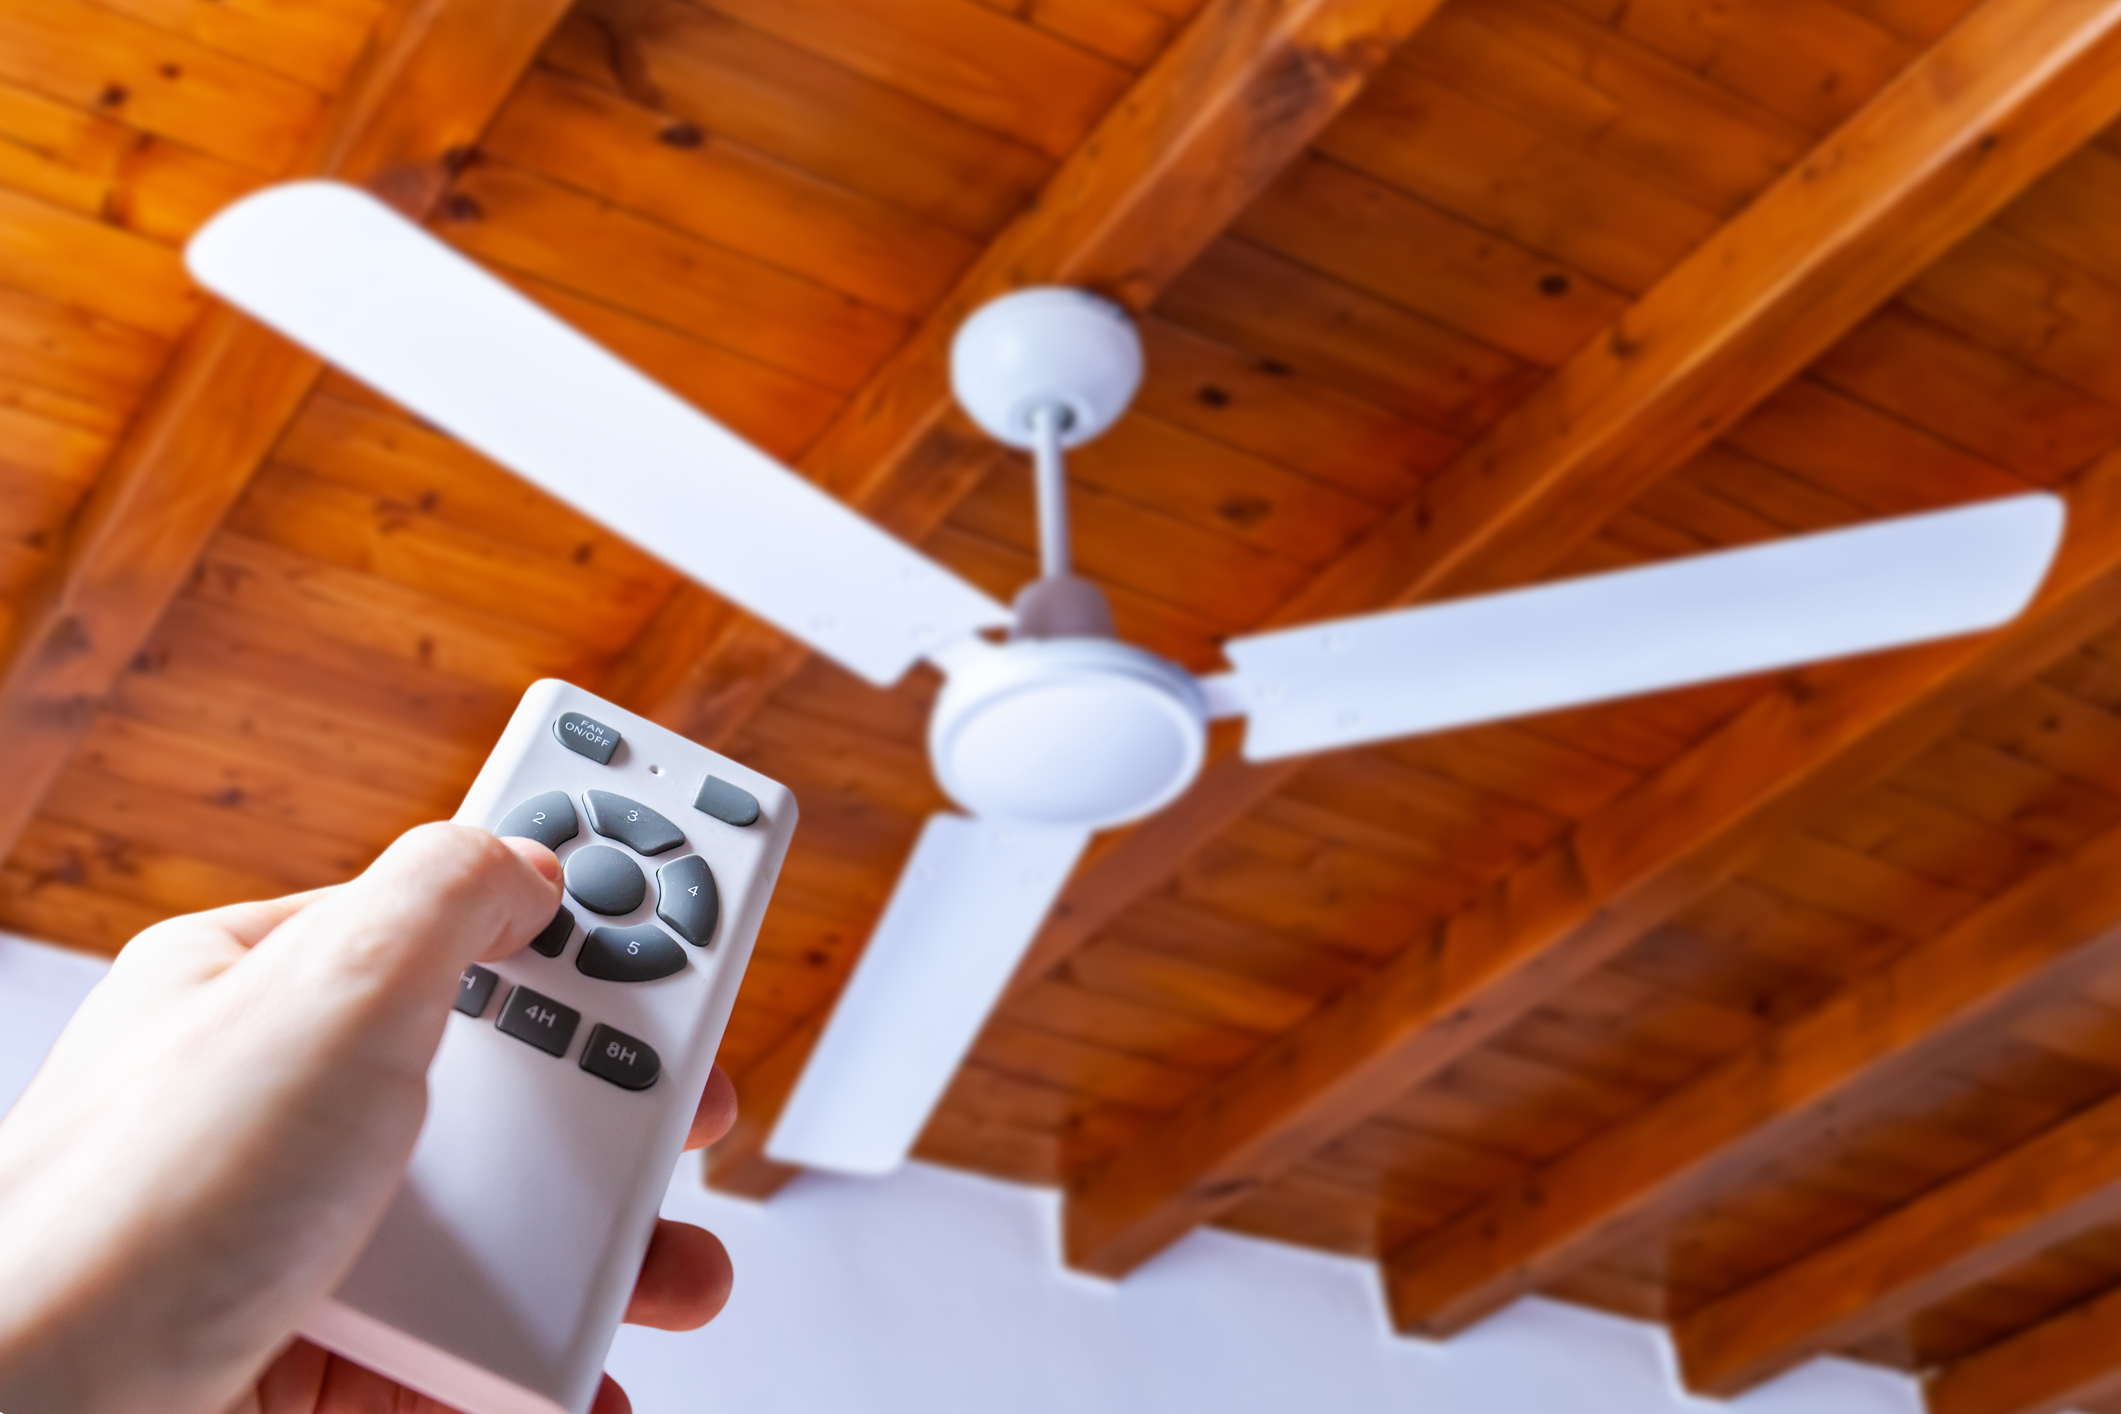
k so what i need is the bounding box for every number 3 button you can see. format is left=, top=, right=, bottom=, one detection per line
left=576, top=924, right=687, bottom=982
left=657, top=855, right=719, bottom=947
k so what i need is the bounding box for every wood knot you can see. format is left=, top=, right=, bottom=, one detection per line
left=657, top=122, right=705, bottom=149
left=38, top=615, right=92, bottom=665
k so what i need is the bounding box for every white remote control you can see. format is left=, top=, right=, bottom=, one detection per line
left=298, top=679, right=797, bottom=1414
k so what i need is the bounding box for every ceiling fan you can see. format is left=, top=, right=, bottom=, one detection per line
left=188, top=182, right=2065, bottom=1178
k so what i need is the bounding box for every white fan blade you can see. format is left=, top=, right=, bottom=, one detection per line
left=185, top=181, right=1009, bottom=687
left=1214, top=493, right=2064, bottom=761
left=768, top=814, right=1089, bottom=1175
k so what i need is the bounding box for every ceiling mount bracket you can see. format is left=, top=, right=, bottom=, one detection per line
left=949, top=287, right=1142, bottom=449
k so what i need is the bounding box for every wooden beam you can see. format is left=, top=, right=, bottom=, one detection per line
left=1384, top=568, right=2121, bottom=1333
left=675, top=0, right=1448, bottom=1193
left=0, top=0, right=573, bottom=862
left=1674, top=1058, right=2121, bottom=1396
left=1926, top=1278, right=2121, bottom=1414
left=595, top=0, right=1451, bottom=741
left=1055, top=0, right=2121, bottom=1277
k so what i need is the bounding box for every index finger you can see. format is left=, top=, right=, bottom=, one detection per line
left=686, top=1066, right=738, bottom=1150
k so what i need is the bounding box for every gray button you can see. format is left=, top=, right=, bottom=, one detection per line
left=586, top=790, right=685, bottom=856
left=577, top=924, right=687, bottom=983
left=564, top=845, right=645, bottom=916
left=555, top=711, right=620, bottom=764
left=528, top=905, right=573, bottom=959
left=579, top=1023, right=659, bottom=1090
left=455, top=964, right=498, bottom=1017
left=497, top=791, right=577, bottom=851
left=657, top=855, right=719, bottom=947
left=692, top=775, right=759, bottom=827
left=496, top=985, right=579, bottom=1057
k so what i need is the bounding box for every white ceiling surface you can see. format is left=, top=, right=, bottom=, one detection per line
left=0, top=931, right=1936, bottom=1413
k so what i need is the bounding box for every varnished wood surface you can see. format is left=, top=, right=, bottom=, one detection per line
left=17, top=0, right=2121, bottom=1407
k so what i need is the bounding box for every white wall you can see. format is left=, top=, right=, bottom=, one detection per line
left=0, top=933, right=1925, bottom=1414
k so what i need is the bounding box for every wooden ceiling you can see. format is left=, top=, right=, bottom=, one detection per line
left=15, top=0, right=2121, bottom=1404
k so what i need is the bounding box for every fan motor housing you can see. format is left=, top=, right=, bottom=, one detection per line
left=929, top=639, right=1207, bottom=829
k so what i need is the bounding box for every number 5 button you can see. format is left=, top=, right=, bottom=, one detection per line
left=657, top=855, right=719, bottom=947
left=577, top=924, right=687, bottom=983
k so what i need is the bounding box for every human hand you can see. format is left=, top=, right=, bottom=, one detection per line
left=0, top=823, right=738, bottom=1414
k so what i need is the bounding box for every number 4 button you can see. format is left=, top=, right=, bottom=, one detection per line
left=656, top=855, right=719, bottom=947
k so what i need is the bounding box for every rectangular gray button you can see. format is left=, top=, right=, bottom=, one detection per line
left=496, top=985, right=579, bottom=1057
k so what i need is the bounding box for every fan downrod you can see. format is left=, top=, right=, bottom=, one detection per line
left=934, top=289, right=1207, bottom=831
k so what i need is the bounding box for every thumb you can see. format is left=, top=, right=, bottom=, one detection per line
left=246, top=822, right=562, bottom=1013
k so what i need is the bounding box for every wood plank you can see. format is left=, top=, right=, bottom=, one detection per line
left=189, top=532, right=598, bottom=689
left=225, top=462, right=673, bottom=644
left=1928, top=1278, right=2121, bottom=1414
left=1132, top=315, right=1458, bottom=504
left=10, top=814, right=308, bottom=920
left=701, top=0, right=1131, bottom=162
left=1008, top=0, right=2121, bottom=1062
left=1405, top=0, right=1812, bottom=215
left=1059, top=427, right=2121, bottom=1277
left=598, top=0, right=1451, bottom=739
left=543, top=0, right=1051, bottom=240
left=1741, top=832, right=1986, bottom=940
left=1552, top=0, right=1913, bottom=132
left=1383, top=805, right=2121, bottom=1338
left=1811, top=305, right=2121, bottom=486
left=969, top=0, right=1196, bottom=69
left=1903, top=224, right=2121, bottom=416
left=0, top=0, right=577, bottom=865
left=0, top=79, right=256, bottom=247
left=1156, top=237, right=1540, bottom=436
left=436, top=159, right=910, bottom=391
left=87, top=0, right=385, bottom=93
left=0, top=184, right=200, bottom=338
left=483, top=68, right=979, bottom=318
left=0, top=0, right=323, bottom=173
left=1672, top=1080, right=2121, bottom=1396
left=1316, top=56, right=1722, bottom=294
left=1230, top=152, right=1628, bottom=367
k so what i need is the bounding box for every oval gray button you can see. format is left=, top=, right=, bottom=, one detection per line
left=564, top=845, right=645, bottom=916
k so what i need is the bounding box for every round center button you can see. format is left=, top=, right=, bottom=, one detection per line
left=564, top=844, right=646, bottom=916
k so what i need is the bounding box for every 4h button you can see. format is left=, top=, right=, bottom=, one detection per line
left=580, top=1023, right=659, bottom=1090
